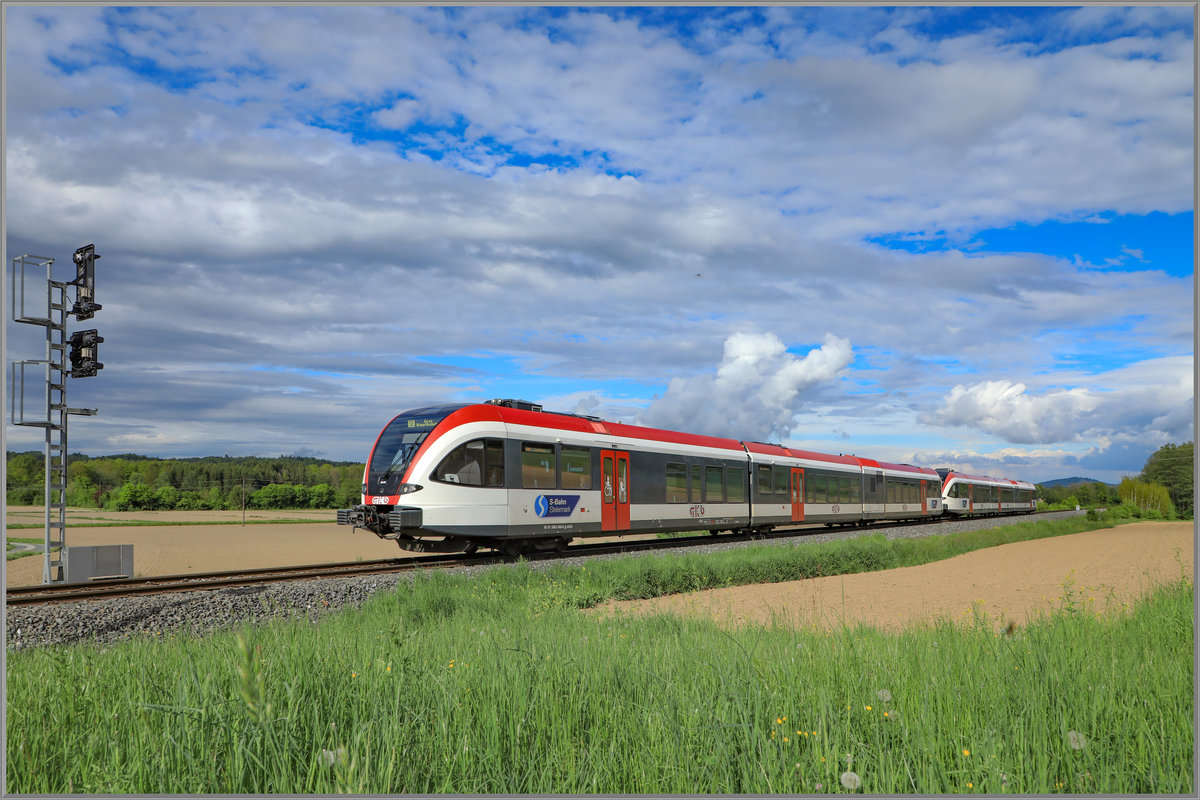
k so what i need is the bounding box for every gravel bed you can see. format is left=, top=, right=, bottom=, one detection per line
left=6, top=511, right=1084, bottom=651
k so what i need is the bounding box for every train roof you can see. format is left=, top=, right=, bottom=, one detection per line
left=438, top=402, right=748, bottom=453
left=743, top=441, right=862, bottom=466
left=943, top=470, right=1035, bottom=489
left=390, top=402, right=1023, bottom=485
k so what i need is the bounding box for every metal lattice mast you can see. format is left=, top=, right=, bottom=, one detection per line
left=44, top=274, right=69, bottom=584
left=11, top=247, right=102, bottom=584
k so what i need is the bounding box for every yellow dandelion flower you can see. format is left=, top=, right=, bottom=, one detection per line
left=776, top=718, right=783, bottom=725
left=967, top=782, right=974, bottom=789
left=784, top=737, right=790, bottom=743
left=883, top=711, right=890, bottom=718
left=962, top=748, right=970, bottom=757
left=865, top=705, right=872, bottom=711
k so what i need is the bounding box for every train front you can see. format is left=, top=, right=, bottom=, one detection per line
left=336, top=404, right=469, bottom=552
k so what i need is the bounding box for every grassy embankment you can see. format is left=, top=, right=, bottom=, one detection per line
left=7, top=514, right=1193, bottom=794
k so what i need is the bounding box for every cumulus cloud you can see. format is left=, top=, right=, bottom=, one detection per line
left=926, top=380, right=1100, bottom=444
left=637, top=332, right=853, bottom=440
left=925, top=357, right=1194, bottom=446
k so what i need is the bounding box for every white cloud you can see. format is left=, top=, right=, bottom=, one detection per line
left=926, top=380, right=1100, bottom=444
left=637, top=332, right=853, bottom=440
left=925, top=356, right=1195, bottom=445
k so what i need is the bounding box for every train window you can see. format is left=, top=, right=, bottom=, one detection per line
left=805, top=474, right=815, bottom=504
left=484, top=440, right=504, bottom=487
left=927, top=481, right=939, bottom=499
left=560, top=446, right=592, bottom=490
left=811, top=475, right=825, bottom=504
left=521, top=443, right=556, bottom=489
left=666, top=463, right=688, bottom=503
left=603, top=457, right=613, bottom=503
left=757, top=465, right=773, bottom=495
left=433, top=439, right=490, bottom=487
left=726, top=467, right=745, bottom=503
left=773, top=466, right=789, bottom=495
left=705, top=466, right=724, bottom=503
left=691, top=465, right=703, bottom=503
left=886, top=481, right=896, bottom=504
left=618, top=458, right=628, bottom=504
left=851, top=477, right=861, bottom=503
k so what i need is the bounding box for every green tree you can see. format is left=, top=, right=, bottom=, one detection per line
left=65, top=475, right=99, bottom=508
left=1139, top=442, right=1193, bottom=518
left=6, top=452, right=43, bottom=504
left=1117, top=476, right=1176, bottom=519
left=249, top=484, right=297, bottom=509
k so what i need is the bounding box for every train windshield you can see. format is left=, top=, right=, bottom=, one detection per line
left=366, top=405, right=466, bottom=491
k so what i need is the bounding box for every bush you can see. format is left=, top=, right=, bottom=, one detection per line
left=107, top=483, right=159, bottom=511
left=249, top=484, right=297, bottom=509
left=174, top=491, right=212, bottom=511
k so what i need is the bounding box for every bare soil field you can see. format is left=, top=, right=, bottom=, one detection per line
left=4, top=506, right=398, bottom=585
left=595, top=521, right=1194, bottom=633
left=3, top=506, right=661, bottom=585
left=5, top=506, right=334, bottom=525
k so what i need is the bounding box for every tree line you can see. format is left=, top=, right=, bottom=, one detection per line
left=1034, top=441, right=1193, bottom=520
left=5, top=452, right=366, bottom=511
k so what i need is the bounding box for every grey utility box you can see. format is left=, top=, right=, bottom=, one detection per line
left=61, top=544, right=134, bottom=583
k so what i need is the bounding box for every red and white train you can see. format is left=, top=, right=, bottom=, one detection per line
left=337, top=399, right=1037, bottom=555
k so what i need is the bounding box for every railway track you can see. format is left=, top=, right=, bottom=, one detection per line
left=6, top=512, right=1046, bottom=606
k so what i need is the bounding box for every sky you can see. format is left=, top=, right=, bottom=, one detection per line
left=3, top=5, right=1194, bottom=485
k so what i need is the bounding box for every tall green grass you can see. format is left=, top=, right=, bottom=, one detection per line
left=7, top=517, right=1193, bottom=793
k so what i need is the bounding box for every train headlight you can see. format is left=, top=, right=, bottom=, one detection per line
left=398, top=483, right=423, bottom=494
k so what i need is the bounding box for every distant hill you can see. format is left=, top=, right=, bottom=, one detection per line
left=1039, top=476, right=1112, bottom=488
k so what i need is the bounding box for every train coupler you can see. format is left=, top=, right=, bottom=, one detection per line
left=336, top=505, right=423, bottom=537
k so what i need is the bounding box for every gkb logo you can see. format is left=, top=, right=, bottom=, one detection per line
left=534, top=495, right=580, bottom=517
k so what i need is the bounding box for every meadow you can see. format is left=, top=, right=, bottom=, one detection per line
left=6, top=514, right=1193, bottom=794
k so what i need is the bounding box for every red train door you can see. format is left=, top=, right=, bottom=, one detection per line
left=968, top=484, right=974, bottom=513
left=601, top=450, right=630, bottom=532
left=920, top=480, right=928, bottom=514
left=791, top=468, right=805, bottom=522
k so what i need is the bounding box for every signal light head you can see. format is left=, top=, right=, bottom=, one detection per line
left=68, top=328, right=104, bottom=378
left=69, top=244, right=101, bottom=320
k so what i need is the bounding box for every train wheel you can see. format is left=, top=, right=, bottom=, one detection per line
left=499, top=541, right=526, bottom=558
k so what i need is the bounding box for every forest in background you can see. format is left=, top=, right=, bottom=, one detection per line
left=5, top=452, right=364, bottom=510
left=5, top=442, right=1192, bottom=516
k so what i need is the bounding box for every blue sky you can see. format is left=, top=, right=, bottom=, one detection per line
left=4, top=5, right=1194, bottom=484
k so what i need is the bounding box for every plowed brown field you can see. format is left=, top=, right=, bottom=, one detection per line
left=594, top=521, right=1194, bottom=633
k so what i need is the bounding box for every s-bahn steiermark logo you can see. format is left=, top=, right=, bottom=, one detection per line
left=534, top=495, right=580, bottom=517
